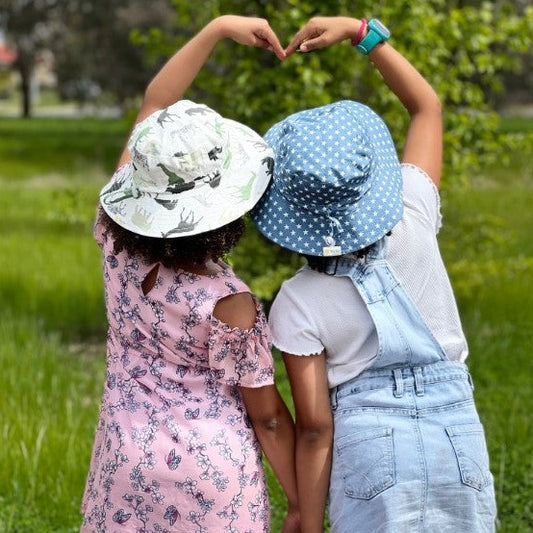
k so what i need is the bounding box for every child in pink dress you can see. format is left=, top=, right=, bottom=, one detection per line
left=81, top=16, right=299, bottom=533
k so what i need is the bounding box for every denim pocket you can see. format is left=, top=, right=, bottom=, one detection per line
left=336, top=426, right=395, bottom=500
left=446, top=423, right=492, bottom=491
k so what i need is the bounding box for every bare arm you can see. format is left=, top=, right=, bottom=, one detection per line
left=283, top=351, right=333, bottom=533
left=214, top=295, right=300, bottom=532
left=240, top=385, right=300, bottom=532
left=369, top=44, right=442, bottom=187
left=285, top=16, right=443, bottom=187
left=117, top=15, right=285, bottom=168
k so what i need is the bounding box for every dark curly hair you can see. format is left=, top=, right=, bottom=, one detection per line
left=98, top=207, right=245, bottom=269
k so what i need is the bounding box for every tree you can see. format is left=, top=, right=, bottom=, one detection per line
left=138, top=0, right=533, bottom=299
left=0, top=0, right=174, bottom=116
left=52, top=0, right=174, bottom=109
left=1, top=0, right=63, bottom=117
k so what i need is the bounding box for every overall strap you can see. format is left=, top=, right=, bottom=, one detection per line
left=325, top=240, right=448, bottom=369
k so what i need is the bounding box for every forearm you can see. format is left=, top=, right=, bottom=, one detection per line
left=251, top=395, right=298, bottom=507
left=116, top=15, right=284, bottom=168
left=342, top=18, right=440, bottom=116
left=357, top=21, right=443, bottom=183
left=241, top=385, right=298, bottom=507
left=116, top=17, right=226, bottom=167
left=139, top=17, right=226, bottom=120
left=295, top=427, right=332, bottom=532
left=368, top=38, right=443, bottom=182
left=368, top=42, right=441, bottom=117
left=289, top=16, right=440, bottom=117
left=282, top=350, right=332, bottom=531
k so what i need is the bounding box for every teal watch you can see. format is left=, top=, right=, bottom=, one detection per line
left=356, top=18, right=390, bottom=55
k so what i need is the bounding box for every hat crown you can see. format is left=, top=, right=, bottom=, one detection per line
left=273, top=109, right=373, bottom=211
left=266, top=101, right=374, bottom=209
left=128, top=102, right=229, bottom=194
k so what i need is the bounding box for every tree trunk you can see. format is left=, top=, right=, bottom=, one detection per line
left=18, top=64, right=32, bottom=118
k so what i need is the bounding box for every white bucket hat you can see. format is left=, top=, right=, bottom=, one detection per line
left=100, top=100, right=274, bottom=238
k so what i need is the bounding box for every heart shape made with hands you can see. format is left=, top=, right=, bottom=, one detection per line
left=242, top=15, right=363, bottom=60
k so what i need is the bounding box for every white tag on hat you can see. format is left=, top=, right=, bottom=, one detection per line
left=323, top=245, right=342, bottom=256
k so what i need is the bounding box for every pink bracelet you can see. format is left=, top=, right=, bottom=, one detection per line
left=351, top=19, right=368, bottom=46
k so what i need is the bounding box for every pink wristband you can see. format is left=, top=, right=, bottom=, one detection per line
left=351, top=19, right=368, bottom=46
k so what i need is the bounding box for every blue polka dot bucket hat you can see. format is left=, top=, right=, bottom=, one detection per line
left=251, top=100, right=403, bottom=256
left=100, top=100, right=274, bottom=238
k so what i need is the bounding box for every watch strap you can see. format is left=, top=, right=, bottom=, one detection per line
left=356, top=19, right=389, bottom=55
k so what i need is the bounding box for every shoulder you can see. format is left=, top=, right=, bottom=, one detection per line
left=213, top=292, right=257, bottom=330
left=276, top=265, right=325, bottom=292
left=271, top=265, right=352, bottom=320
left=272, top=267, right=319, bottom=305
left=400, top=163, right=442, bottom=233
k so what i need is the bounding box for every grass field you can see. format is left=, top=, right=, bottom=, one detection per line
left=0, top=115, right=531, bottom=532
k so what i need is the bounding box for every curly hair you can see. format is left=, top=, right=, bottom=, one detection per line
left=98, top=207, right=245, bottom=269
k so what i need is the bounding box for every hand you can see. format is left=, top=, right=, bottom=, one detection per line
left=214, top=15, right=285, bottom=60
left=281, top=505, right=301, bottom=533
left=285, top=16, right=363, bottom=55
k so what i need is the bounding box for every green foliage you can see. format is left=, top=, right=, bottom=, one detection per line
left=146, top=1, right=533, bottom=176
left=0, top=116, right=531, bottom=532
left=137, top=0, right=533, bottom=300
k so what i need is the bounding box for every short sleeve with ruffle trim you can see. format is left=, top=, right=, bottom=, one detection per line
left=207, top=299, right=275, bottom=388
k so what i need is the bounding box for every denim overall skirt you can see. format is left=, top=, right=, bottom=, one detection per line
left=325, top=242, right=497, bottom=532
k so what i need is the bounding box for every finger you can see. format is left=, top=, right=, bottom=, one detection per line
left=257, top=27, right=286, bottom=60
left=285, top=29, right=310, bottom=56
left=299, top=33, right=329, bottom=52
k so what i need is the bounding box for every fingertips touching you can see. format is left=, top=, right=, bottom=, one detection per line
left=267, top=35, right=286, bottom=60
left=285, top=40, right=303, bottom=56
left=284, top=29, right=307, bottom=56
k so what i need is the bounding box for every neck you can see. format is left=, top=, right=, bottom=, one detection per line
left=179, top=258, right=223, bottom=275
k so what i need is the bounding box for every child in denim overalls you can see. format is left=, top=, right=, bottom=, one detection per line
left=251, top=15, right=497, bottom=533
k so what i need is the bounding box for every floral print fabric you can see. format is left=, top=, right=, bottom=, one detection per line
left=81, top=215, right=275, bottom=532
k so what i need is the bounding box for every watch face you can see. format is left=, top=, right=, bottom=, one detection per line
left=371, top=19, right=391, bottom=39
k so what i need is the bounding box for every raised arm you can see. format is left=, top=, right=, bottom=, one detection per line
left=117, top=15, right=285, bottom=167
left=285, top=16, right=443, bottom=187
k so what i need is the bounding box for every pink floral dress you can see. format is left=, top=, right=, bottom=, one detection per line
left=81, top=218, right=275, bottom=533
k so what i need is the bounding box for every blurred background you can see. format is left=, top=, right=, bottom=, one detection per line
left=0, top=1, right=532, bottom=531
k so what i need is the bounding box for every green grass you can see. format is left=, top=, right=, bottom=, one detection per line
left=0, top=117, right=128, bottom=180
left=0, top=318, right=104, bottom=532
left=439, top=148, right=533, bottom=532
left=0, top=116, right=532, bottom=532
left=498, top=114, right=533, bottom=134
left=0, top=179, right=109, bottom=339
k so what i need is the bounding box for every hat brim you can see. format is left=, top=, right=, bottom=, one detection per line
left=251, top=175, right=403, bottom=256
left=100, top=116, right=273, bottom=238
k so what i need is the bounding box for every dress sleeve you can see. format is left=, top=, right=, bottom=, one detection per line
left=400, top=163, right=442, bottom=233
left=206, top=297, right=275, bottom=388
